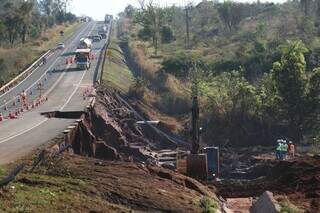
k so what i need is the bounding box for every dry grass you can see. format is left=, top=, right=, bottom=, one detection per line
left=0, top=22, right=80, bottom=86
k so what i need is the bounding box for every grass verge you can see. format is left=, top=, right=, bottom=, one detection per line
left=102, top=30, right=134, bottom=93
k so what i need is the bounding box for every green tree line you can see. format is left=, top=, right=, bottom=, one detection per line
left=0, top=0, right=77, bottom=46
left=120, top=1, right=320, bottom=145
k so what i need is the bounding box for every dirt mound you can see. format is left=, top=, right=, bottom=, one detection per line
left=48, top=153, right=214, bottom=212
left=269, top=156, right=320, bottom=195
left=216, top=155, right=320, bottom=211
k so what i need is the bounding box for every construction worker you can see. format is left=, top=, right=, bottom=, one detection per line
left=288, top=141, right=295, bottom=158
left=282, top=140, right=288, bottom=160
left=20, top=90, right=27, bottom=106
left=276, top=139, right=282, bottom=160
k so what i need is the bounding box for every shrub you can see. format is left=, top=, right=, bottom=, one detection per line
left=161, top=26, right=175, bottom=43
left=199, top=196, right=218, bottom=213
left=161, top=52, right=206, bottom=78
left=129, top=77, right=147, bottom=99
left=138, top=27, right=153, bottom=41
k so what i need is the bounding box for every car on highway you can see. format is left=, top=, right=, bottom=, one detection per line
left=92, top=35, right=102, bottom=42
left=57, top=43, right=65, bottom=49
left=98, top=31, right=107, bottom=39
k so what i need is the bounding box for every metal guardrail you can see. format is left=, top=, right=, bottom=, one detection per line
left=96, top=21, right=112, bottom=84
left=0, top=144, right=72, bottom=188
left=0, top=50, right=53, bottom=95
left=0, top=164, right=25, bottom=187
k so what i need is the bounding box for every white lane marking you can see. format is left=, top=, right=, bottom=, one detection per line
left=0, top=23, right=91, bottom=108
left=0, top=119, right=48, bottom=144
left=0, top=22, right=97, bottom=144
left=59, top=22, right=96, bottom=110
left=60, top=68, right=87, bottom=111
left=0, top=24, right=86, bottom=100
left=0, top=66, right=40, bottom=99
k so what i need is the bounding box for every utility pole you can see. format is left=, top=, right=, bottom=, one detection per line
left=191, top=96, right=200, bottom=154
left=185, top=5, right=191, bottom=49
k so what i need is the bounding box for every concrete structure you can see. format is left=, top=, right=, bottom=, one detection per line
left=250, top=191, right=281, bottom=213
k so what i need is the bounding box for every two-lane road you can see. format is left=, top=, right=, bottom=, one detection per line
left=0, top=21, right=109, bottom=165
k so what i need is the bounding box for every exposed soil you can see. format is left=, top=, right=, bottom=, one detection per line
left=214, top=147, right=320, bottom=212
left=47, top=153, right=214, bottom=212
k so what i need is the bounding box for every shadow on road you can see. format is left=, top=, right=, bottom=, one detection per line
left=61, top=52, right=76, bottom=57
left=50, top=67, right=83, bottom=73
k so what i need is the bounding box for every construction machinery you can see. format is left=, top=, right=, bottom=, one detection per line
left=177, top=95, right=219, bottom=180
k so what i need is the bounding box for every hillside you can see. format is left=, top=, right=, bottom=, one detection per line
left=116, top=0, right=320, bottom=147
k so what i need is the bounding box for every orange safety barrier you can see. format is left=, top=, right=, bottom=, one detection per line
left=8, top=112, right=17, bottom=119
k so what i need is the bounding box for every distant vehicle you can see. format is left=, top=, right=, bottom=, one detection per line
left=78, top=38, right=92, bottom=49
left=92, top=35, right=102, bottom=42
left=98, top=26, right=108, bottom=39
left=57, top=43, right=65, bottom=49
left=105, top=14, right=113, bottom=24
left=98, top=32, right=107, bottom=39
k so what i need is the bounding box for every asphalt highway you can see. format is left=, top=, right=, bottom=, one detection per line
left=0, top=21, right=109, bottom=165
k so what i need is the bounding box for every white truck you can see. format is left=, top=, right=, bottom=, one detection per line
left=75, top=38, right=92, bottom=70
left=75, top=49, right=91, bottom=70
left=78, top=38, right=92, bottom=49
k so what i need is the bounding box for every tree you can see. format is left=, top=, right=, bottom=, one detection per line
left=217, top=2, right=244, bottom=31
left=135, top=1, right=168, bottom=56
left=300, top=0, right=311, bottom=16
left=3, top=2, right=21, bottom=45
left=272, top=40, right=308, bottom=143
left=19, top=1, right=34, bottom=44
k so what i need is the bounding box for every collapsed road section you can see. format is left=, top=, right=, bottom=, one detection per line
left=51, top=86, right=186, bottom=165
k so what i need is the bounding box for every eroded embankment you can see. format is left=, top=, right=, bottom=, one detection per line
left=0, top=86, right=222, bottom=212
left=215, top=150, right=320, bottom=211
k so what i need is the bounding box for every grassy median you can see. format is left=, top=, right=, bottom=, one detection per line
left=102, top=29, right=134, bottom=94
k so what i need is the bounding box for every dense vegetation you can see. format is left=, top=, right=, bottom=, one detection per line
left=118, top=0, right=320, bottom=146
left=0, top=0, right=77, bottom=86
left=0, top=0, right=76, bottom=45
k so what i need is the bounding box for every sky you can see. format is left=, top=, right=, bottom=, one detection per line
left=69, top=0, right=285, bottom=21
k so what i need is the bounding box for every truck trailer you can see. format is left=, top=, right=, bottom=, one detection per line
left=75, top=49, right=91, bottom=70
left=78, top=38, right=92, bottom=50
